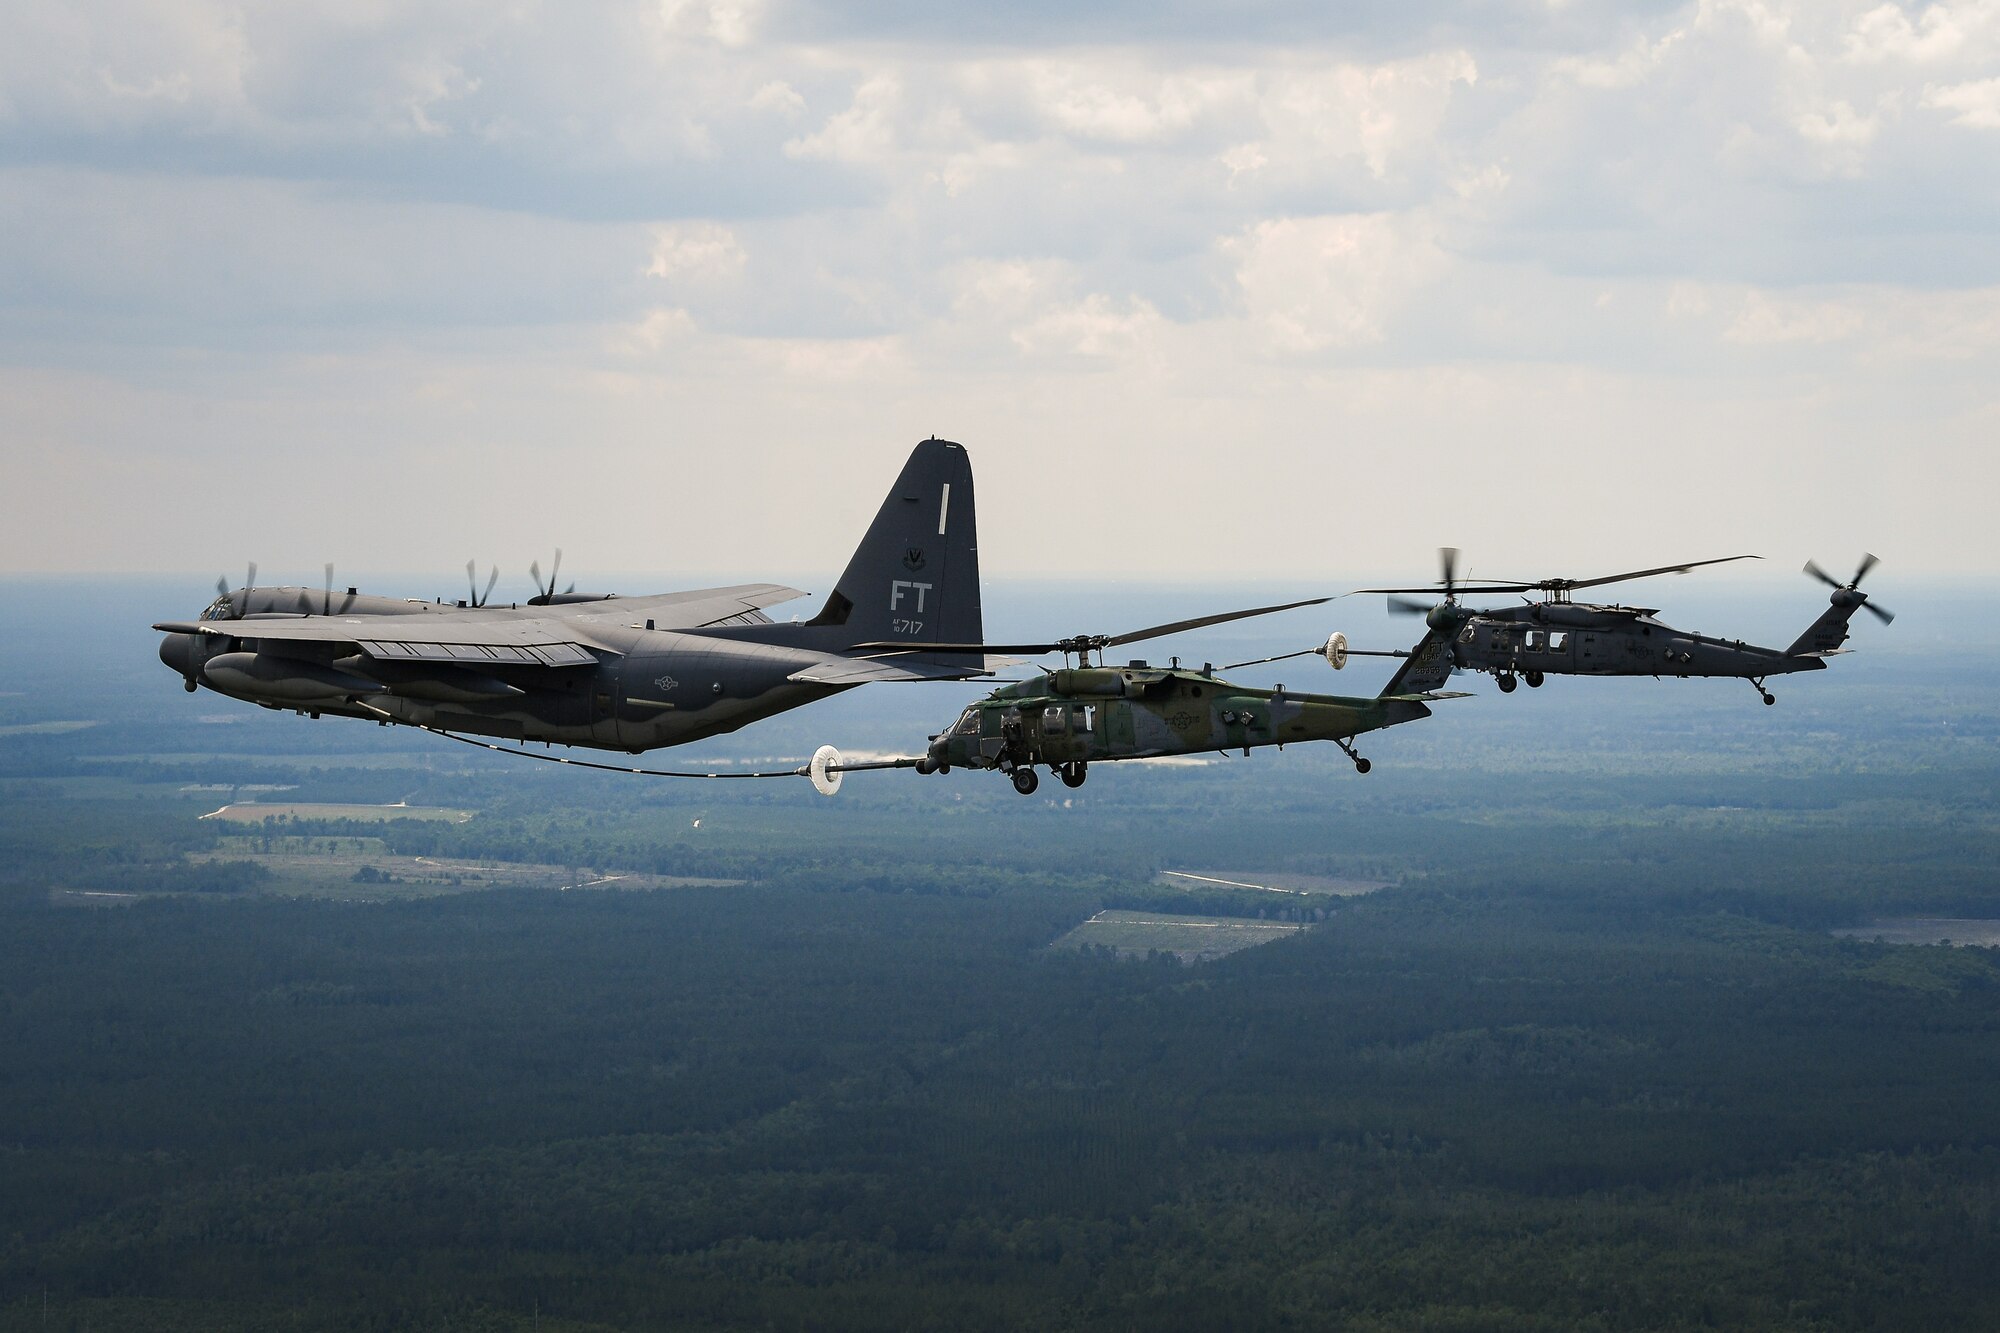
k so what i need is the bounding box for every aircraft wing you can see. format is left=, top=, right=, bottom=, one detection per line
left=171, top=584, right=809, bottom=665
left=184, top=614, right=608, bottom=665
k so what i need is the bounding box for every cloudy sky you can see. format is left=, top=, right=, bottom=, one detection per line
left=1, top=0, right=1994, bottom=592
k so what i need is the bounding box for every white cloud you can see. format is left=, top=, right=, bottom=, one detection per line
left=1925, top=75, right=2000, bottom=125
left=784, top=75, right=904, bottom=163
left=1, top=1, right=1997, bottom=576
left=645, top=222, right=748, bottom=282
left=1724, top=291, right=1867, bottom=343
left=1224, top=214, right=1447, bottom=353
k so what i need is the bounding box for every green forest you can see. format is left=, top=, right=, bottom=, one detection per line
left=2, top=581, right=1998, bottom=1329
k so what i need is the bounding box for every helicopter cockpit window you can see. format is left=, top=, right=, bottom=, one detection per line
left=1042, top=705, right=1068, bottom=733
left=954, top=708, right=980, bottom=735
left=200, top=595, right=233, bottom=621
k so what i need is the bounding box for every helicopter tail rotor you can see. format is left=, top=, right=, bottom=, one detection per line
left=1804, top=553, right=1893, bottom=625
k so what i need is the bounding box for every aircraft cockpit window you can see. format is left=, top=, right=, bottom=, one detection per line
left=954, top=708, right=980, bottom=735
left=200, top=595, right=233, bottom=621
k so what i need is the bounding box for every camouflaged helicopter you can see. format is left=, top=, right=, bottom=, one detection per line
left=1353, top=549, right=1892, bottom=705
left=802, top=599, right=1466, bottom=796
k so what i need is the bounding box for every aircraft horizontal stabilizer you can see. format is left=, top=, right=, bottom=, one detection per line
left=788, top=655, right=1003, bottom=686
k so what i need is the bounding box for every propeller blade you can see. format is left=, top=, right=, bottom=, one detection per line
left=215, top=574, right=229, bottom=601
left=1439, top=546, right=1460, bottom=593
left=1853, top=552, right=1879, bottom=587
left=1864, top=600, right=1894, bottom=625
left=482, top=565, right=501, bottom=607
left=1803, top=559, right=1841, bottom=590
left=465, top=560, right=478, bottom=605
left=1387, top=597, right=1433, bottom=616
left=548, top=549, right=563, bottom=597
left=529, top=560, right=544, bottom=597
left=323, top=562, right=335, bottom=616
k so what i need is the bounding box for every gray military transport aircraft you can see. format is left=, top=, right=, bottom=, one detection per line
left=155, top=439, right=994, bottom=752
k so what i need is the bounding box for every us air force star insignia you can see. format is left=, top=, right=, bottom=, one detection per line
left=654, top=674, right=679, bottom=693
left=1169, top=710, right=1198, bottom=729
left=903, top=547, right=926, bottom=571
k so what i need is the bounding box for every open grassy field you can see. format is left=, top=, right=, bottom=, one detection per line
left=1156, top=868, right=1391, bottom=896
left=199, top=801, right=474, bottom=823
left=1051, top=908, right=1309, bottom=962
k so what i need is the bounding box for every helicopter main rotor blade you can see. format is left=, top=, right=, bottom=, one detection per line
left=1358, top=581, right=1534, bottom=595
left=1100, top=596, right=1330, bottom=649
left=1863, top=600, right=1895, bottom=625
left=1550, top=554, right=1761, bottom=592
left=848, top=596, right=1330, bottom=657
left=1386, top=596, right=1434, bottom=616
left=1853, top=552, right=1879, bottom=586
left=1361, top=554, right=1759, bottom=597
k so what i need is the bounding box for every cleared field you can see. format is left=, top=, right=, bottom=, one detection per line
left=1052, top=909, right=1308, bottom=963
left=0, top=720, right=99, bottom=737
left=1833, top=918, right=2000, bottom=947
left=1157, top=868, right=1390, bottom=896
left=190, top=846, right=742, bottom=900
left=200, top=801, right=474, bottom=823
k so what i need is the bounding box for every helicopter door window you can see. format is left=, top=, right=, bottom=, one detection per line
left=1524, top=630, right=1544, bottom=652
left=1074, top=704, right=1096, bottom=733
left=1548, top=632, right=1568, bottom=651
left=1042, top=705, right=1068, bottom=733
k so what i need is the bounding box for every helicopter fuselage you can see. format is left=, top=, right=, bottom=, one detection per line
left=1447, top=602, right=1829, bottom=684
left=918, top=662, right=1432, bottom=792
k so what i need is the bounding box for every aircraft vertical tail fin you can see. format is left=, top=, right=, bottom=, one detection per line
left=1379, top=627, right=1456, bottom=696
left=1785, top=599, right=1860, bottom=657
left=809, top=438, right=982, bottom=653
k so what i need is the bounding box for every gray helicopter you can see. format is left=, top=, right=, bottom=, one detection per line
left=1351, top=550, right=1892, bottom=704
left=154, top=439, right=1000, bottom=752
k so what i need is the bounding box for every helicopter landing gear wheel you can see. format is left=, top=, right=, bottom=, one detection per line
left=1497, top=674, right=1518, bottom=693
left=1524, top=670, right=1544, bottom=688
left=1751, top=677, right=1775, bottom=706
left=1336, top=738, right=1371, bottom=775
left=1059, top=762, right=1087, bottom=789
left=1012, top=767, right=1040, bottom=796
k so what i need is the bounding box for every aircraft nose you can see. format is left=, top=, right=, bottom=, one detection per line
left=158, top=632, right=193, bottom=679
